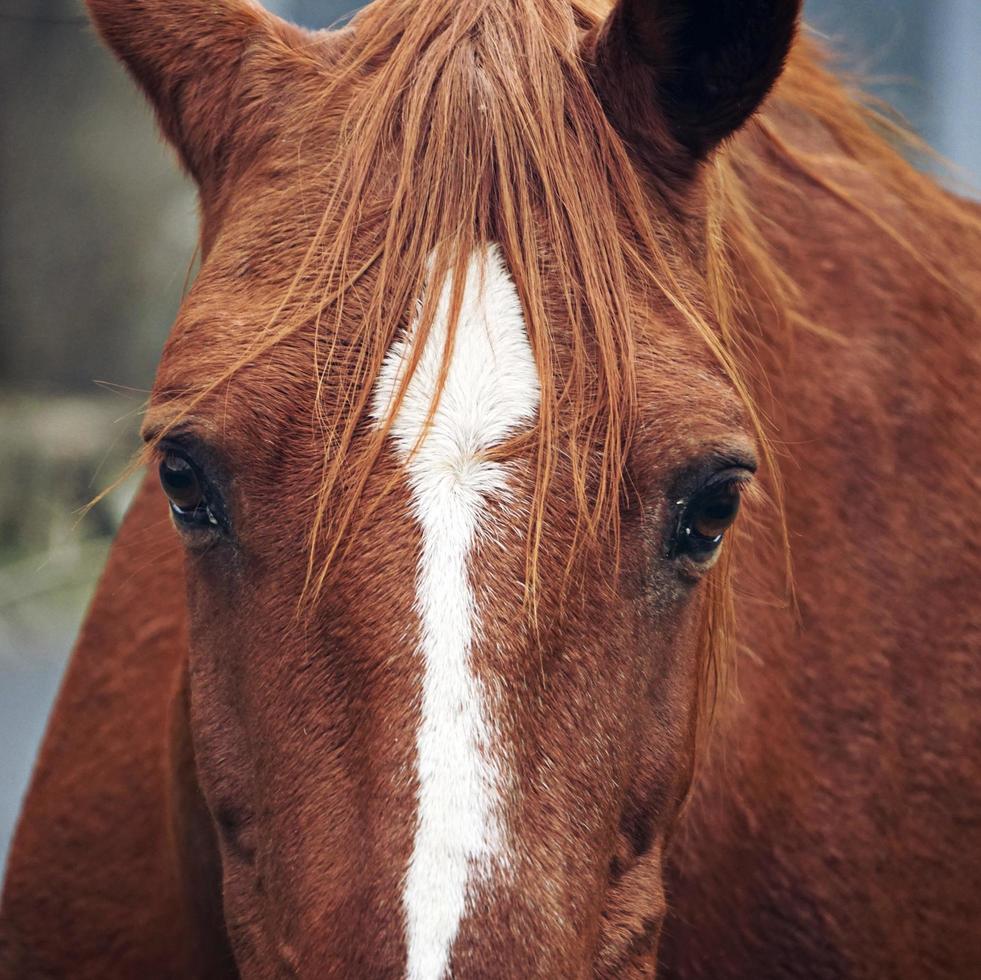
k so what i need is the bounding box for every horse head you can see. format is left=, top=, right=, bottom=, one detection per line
left=85, top=0, right=799, bottom=974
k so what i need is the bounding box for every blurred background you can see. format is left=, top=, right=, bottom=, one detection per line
left=1, top=0, right=979, bottom=872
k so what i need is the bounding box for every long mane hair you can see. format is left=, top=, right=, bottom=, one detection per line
left=133, top=0, right=978, bottom=735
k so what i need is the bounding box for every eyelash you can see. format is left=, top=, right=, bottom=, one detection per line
left=670, top=472, right=749, bottom=562
left=157, top=449, right=223, bottom=533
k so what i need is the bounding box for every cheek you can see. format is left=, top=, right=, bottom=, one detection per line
left=180, top=544, right=422, bottom=943
left=182, top=614, right=258, bottom=852
left=612, top=531, right=709, bottom=777
left=607, top=594, right=707, bottom=861
left=646, top=594, right=704, bottom=693
left=181, top=556, right=291, bottom=864
left=181, top=617, right=315, bottom=964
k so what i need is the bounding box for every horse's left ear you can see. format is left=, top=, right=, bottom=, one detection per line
left=587, top=0, right=801, bottom=175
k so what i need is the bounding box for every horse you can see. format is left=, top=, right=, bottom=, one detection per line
left=2, top=0, right=979, bottom=976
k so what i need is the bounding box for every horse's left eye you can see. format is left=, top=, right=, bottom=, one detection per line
left=674, top=477, right=744, bottom=561
left=159, top=453, right=217, bottom=528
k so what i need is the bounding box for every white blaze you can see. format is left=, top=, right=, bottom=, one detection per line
left=371, top=246, right=539, bottom=980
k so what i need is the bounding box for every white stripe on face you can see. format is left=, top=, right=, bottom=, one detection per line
left=371, top=245, right=540, bottom=980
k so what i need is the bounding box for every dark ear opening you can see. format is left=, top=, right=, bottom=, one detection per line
left=587, top=0, right=801, bottom=175
left=86, top=0, right=306, bottom=188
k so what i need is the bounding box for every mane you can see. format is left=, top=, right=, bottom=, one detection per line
left=285, top=0, right=777, bottom=598
left=134, top=0, right=979, bottom=737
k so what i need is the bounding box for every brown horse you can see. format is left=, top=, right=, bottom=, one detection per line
left=2, top=0, right=979, bottom=976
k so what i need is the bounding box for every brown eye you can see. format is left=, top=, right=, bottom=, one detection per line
left=691, top=481, right=741, bottom=539
left=675, top=478, right=744, bottom=560
left=159, top=453, right=216, bottom=527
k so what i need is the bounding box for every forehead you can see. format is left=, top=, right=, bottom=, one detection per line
left=150, top=241, right=749, bottom=470
left=149, top=20, right=752, bottom=466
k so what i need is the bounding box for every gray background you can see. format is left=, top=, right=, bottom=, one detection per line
left=1, top=0, right=979, bottom=873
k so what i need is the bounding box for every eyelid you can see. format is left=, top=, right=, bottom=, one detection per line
left=701, top=467, right=754, bottom=493
left=153, top=429, right=227, bottom=477
left=141, top=407, right=220, bottom=446
left=156, top=440, right=233, bottom=537
left=675, top=466, right=754, bottom=509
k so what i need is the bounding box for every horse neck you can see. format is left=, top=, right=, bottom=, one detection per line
left=732, top=104, right=980, bottom=445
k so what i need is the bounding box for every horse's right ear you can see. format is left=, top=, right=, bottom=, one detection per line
left=86, top=0, right=302, bottom=187
left=587, top=0, right=801, bottom=181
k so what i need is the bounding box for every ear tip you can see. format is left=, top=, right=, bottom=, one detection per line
left=591, top=0, right=804, bottom=171
left=85, top=0, right=289, bottom=188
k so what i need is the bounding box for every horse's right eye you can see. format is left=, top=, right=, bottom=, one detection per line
left=159, top=453, right=217, bottom=528
left=671, top=470, right=750, bottom=563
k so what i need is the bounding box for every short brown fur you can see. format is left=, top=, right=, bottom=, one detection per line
left=2, top=0, right=979, bottom=977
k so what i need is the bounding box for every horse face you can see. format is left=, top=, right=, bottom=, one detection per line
left=91, top=0, right=797, bottom=974
left=148, top=255, right=757, bottom=978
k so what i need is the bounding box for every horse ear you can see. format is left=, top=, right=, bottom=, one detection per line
left=587, top=0, right=801, bottom=175
left=86, top=0, right=301, bottom=187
